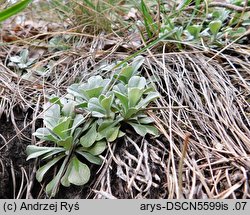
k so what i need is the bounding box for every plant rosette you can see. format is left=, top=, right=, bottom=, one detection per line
left=27, top=57, right=160, bottom=197
left=26, top=97, right=106, bottom=197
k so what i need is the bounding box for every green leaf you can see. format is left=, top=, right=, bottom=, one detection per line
left=60, top=164, right=71, bottom=187
left=45, top=158, right=68, bottom=197
left=129, top=122, right=146, bottom=136
left=73, top=119, right=94, bottom=143
left=18, top=63, right=28, bottom=69
left=209, top=20, right=222, bottom=36
left=20, top=49, right=29, bottom=62
left=113, top=83, right=127, bottom=95
left=176, top=0, right=193, bottom=12
left=9, top=56, right=21, bottom=63
left=84, top=87, right=105, bottom=99
left=67, top=83, right=88, bottom=100
left=115, top=66, right=134, bottom=84
left=57, top=136, right=73, bottom=150
left=114, top=91, right=128, bottom=113
left=86, top=75, right=106, bottom=89
left=80, top=76, right=110, bottom=99
left=105, top=125, right=120, bottom=142
left=80, top=118, right=95, bottom=133
left=140, top=0, right=157, bottom=38
left=187, top=25, right=202, bottom=39
left=144, top=124, right=159, bottom=136
left=49, top=96, right=62, bottom=107
left=124, top=107, right=139, bottom=119
left=100, top=94, right=113, bottom=116
left=26, top=145, right=62, bottom=160
left=136, top=91, right=159, bottom=109
left=48, top=36, right=69, bottom=51
left=98, top=119, right=117, bottom=131
left=71, top=114, right=85, bottom=136
left=138, top=116, right=155, bottom=124
left=0, top=0, right=33, bottom=22
left=68, top=156, right=90, bottom=186
left=229, top=27, right=246, bottom=38
left=97, top=119, right=122, bottom=141
left=118, top=130, right=126, bottom=138
left=44, top=103, right=61, bottom=129
left=126, top=76, right=147, bottom=108
left=36, top=154, right=65, bottom=182
left=81, top=140, right=107, bottom=156
left=131, top=56, right=144, bottom=75
left=52, top=117, right=72, bottom=140
left=143, top=86, right=155, bottom=94
left=40, top=148, right=66, bottom=160
left=128, top=76, right=146, bottom=89
left=88, top=98, right=106, bottom=117
left=128, top=122, right=159, bottom=137
left=77, top=151, right=102, bottom=165
left=61, top=101, right=75, bottom=117
left=128, top=88, right=144, bottom=108
left=33, top=128, right=59, bottom=142
left=80, top=122, right=97, bottom=147
left=75, top=101, right=88, bottom=109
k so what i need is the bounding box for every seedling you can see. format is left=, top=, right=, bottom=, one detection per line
left=8, top=49, right=36, bottom=72
left=208, top=20, right=222, bottom=42
left=186, top=25, right=202, bottom=40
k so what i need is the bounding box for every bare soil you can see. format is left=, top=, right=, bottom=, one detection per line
left=0, top=109, right=31, bottom=198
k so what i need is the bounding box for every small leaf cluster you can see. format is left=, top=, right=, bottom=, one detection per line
left=159, top=0, right=250, bottom=46
left=68, top=67, right=160, bottom=138
left=8, top=49, right=37, bottom=72
left=26, top=58, right=160, bottom=197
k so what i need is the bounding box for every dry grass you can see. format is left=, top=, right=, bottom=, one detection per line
left=85, top=45, right=250, bottom=199
left=0, top=1, right=250, bottom=199
left=1, top=33, right=250, bottom=198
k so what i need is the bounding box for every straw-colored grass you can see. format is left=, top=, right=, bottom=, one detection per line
left=0, top=0, right=250, bottom=199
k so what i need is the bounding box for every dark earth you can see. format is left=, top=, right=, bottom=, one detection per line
left=0, top=108, right=31, bottom=199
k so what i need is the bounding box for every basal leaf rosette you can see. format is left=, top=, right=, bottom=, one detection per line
left=26, top=97, right=106, bottom=197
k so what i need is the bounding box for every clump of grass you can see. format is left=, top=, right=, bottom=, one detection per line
left=47, top=0, right=127, bottom=34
